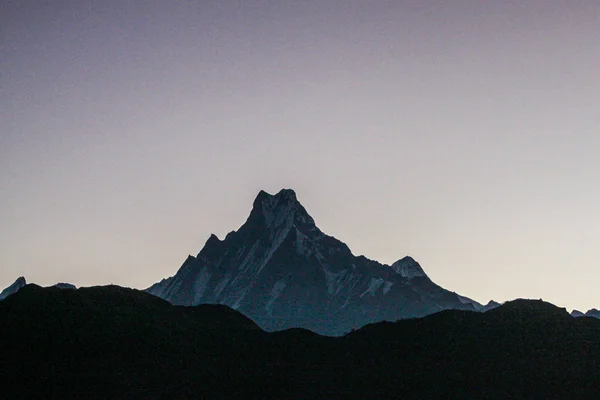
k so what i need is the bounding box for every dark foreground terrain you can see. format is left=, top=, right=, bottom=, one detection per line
left=1, top=285, right=599, bottom=399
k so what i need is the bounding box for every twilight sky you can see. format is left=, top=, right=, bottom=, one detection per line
left=1, top=1, right=599, bottom=311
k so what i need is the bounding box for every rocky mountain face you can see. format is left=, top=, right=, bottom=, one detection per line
left=147, top=189, right=486, bottom=335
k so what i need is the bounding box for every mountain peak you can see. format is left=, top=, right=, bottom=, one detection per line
left=0, top=276, right=27, bottom=300
left=254, top=189, right=297, bottom=207
left=275, top=188, right=297, bottom=200
left=147, top=188, right=482, bottom=335
left=249, top=189, right=314, bottom=230
left=585, top=309, right=600, bottom=318
left=391, top=256, right=427, bottom=279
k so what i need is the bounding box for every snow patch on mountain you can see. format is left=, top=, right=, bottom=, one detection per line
left=382, top=281, right=394, bottom=295
left=266, top=279, right=287, bottom=315
left=324, top=268, right=347, bottom=296
left=360, top=277, right=385, bottom=298
left=213, top=275, right=231, bottom=298
left=193, top=268, right=212, bottom=304
left=232, top=287, right=250, bottom=310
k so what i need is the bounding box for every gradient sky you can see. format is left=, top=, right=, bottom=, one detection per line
left=1, top=1, right=599, bottom=311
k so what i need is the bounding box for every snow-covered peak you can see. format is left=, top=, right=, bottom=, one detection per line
left=0, top=276, right=27, bottom=300
left=391, top=256, right=427, bottom=279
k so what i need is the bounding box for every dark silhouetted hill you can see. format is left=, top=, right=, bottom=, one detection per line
left=1, top=285, right=599, bottom=399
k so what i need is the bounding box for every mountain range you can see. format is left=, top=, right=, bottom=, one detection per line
left=2, top=189, right=597, bottom=332
left=1, top=284, right=598, bottom=399
left=145, top=189, right=585, bottom=334
left=2, top=188, right=599, bottom=397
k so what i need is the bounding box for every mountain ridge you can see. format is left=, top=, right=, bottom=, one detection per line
left=1, top=284, right=599, bottom=399
left=3, top=189, right=597, bottom=326
left=147, top=189, right=488, bottom=335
